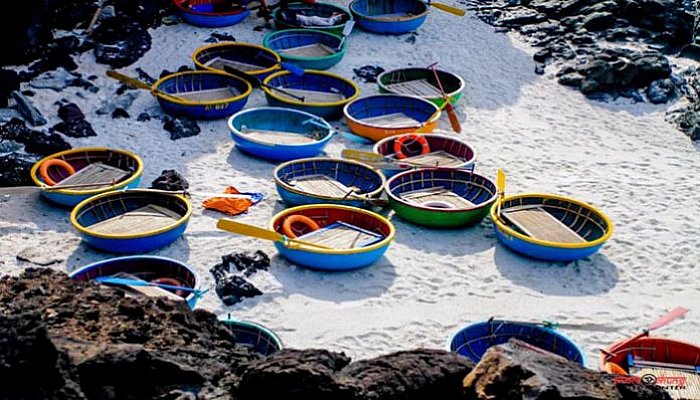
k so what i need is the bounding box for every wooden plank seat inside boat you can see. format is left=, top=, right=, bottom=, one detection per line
left=360, top=112, right=420, bottom=128
left=279, top=43, right=337, bottom=57
left=275, top=87, right=346, bottom=103
left=174, top=86, right=240, bottom=102
left=401, top=150, right=464, bottom=167
left=297, top=221, right=384, bottom=249
left=87, top=204, right=182, bottom=235
left=204, top=57, right=262, bottom=72
left=241, top=127, right=316, bottom=144
left=53, top=163, right=130, bottom=190
left=400, top=186, right=475, bottom=208
left=384, top=78, right=442, bottom=97
left=501, top=206, right=586, bottom=244
left=289, top=174, right=358, bottom=198
left=108, top=272, right=183, bottom=301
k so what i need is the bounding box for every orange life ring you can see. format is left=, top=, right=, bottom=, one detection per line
left=282, top=215, right=320, bottom=238
left=39, top=159, right=75, bottom=186
left=152, top=277, right=186, bottom=297
left=394, top=134, right=430, bottom=160
left=603, top=362, right=627, bottom=375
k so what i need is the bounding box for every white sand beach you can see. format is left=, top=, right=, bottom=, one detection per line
left=1, top=2, right=698, bottom=367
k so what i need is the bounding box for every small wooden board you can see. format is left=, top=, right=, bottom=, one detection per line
left=274, top=87, right=346, bottom=103
left=175, top=87, right=238, bottom=102
left=501, top=206, right=585, bottom=243
left=279, top=42, right=336, bottom=57
left=297, top=221, right=383, bottom=249
left=402, top=150, right=464, bottom=167
left=400, top=187, right=475, bottom=209
left=241, top=128, right=316, bottom=145
left=629, top=366, right=700, bottom=399
left=54, top=163, right=129, bottom=190
left=289, top=174, right=355, bottom=198
left=360, top=112, right=420, bottom=128
left=109, top=272, right=183, bottom=301
left=87, top=204, right=181, bottom=235
left=204, top=57, right=261, bottom=72
left=385, top=78, right=443, bottom=97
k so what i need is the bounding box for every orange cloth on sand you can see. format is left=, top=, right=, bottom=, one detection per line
left=202, top=186, right=253, bottom=216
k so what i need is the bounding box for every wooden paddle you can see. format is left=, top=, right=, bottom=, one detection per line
left=106, top=70, right=186, bottom=103
left=425, top=0, right=466, bottom=16
left=95, top=276, right=207, bottom=295
left=216, top=218, right=332, bottom=250
left=428, top=62, right=461, bottom=133
left=222, top=65, right=307, bottom=102
left=496, top=168, right=505, bottom=219
left=341, top=148, right=425, bottom=169
left=0, top=180, right=123, bottom=195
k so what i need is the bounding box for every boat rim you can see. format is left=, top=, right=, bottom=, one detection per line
left=343, top=93, right=440, bottom=129
left=262, top=69, right=360, bottom=108
left=192, top=42, right=281, bottom=76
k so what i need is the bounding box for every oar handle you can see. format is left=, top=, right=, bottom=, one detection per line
left=106, top=70, right=152, bottom=91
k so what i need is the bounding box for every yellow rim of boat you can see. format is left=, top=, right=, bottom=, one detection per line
left=30, top=147, right=145, bottom=196
left=70, top=189, right=193, bottom=239
left=192, top=42, right=281, bottom=77
left=349, top=0, right=429, bottom=22
left=268, top=204, right=395, bottom=255
left=262, top=70, right=360, bottom=108
left=273, top=157, right=386, bottom=201
left=343, top=94, right=440, bottom=130
left=151, top=70, right=252, bottom=106
left=490, top=193, right=614, bottom=249
left=372, top=133, right=477, bottom=165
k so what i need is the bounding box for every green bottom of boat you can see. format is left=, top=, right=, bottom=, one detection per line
left=389, top=198, right=490, bottom=228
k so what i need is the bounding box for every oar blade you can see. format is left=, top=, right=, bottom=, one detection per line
left=217, top=218, right=283, bottom=242
left=429, top=1, right=466, bottom=16
left=106, top=70, right=152, bottom=90
left=648, top=307, right=690, bottom=331
left=445, top=103, right=462, bottom=133
left=341, top=20, right=355, bottom=37
left=341, top=149, right=385, bottom=164
left=496, top=169, right=505, bottom=193
left=280, top=61, right=305, bottom=77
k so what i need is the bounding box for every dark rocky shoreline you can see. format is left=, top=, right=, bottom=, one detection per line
left=0, top=268, right=673, bottom=400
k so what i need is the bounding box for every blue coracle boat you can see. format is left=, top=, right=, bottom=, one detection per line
left=71, top=189, right=192, bottom=253
left=218, top=315, right=283, bottom=355
left=228, top=107, right=334, bottom=161
left=349, top=0, right=429, bottom=34
left=70, top=256, right=201, bottom=308
left=262, top=70, right=359, bottom=119
left=174, top=0, right=250, bottom=27
left=447, top=319, right=586, bottom=365
left=274, top=157, right=385, bottom=207
left=491, top=194, right=613, bottom=262
left=263, top=29, right=346, bottom=71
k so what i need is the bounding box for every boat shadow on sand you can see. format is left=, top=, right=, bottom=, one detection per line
left=390, top=217, right=494, bottom=256
left=493, top=246, right=619, bottom=296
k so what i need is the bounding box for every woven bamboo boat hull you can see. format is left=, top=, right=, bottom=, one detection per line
left=491, top=194, right=613, bottom=262
left=344, top=94, right=439, bottom=142
left=274, top=157, right=385, bottom=207
left=447, top=320, right=586, bottom=365
left=218, top=315, right=283, bottom=356
left=386, top=168, right=497, bottom=228
left=30, top=147, right=144, bottom=207
left=269, top=204, right=395, bottom=270
left=272, top=2, right=353, bottom=36
left=349, top=0, right=428, bottom=34
left=70, top=256, right=201, bottom=308
left=377, top=67, right=465, bottom=107
left=373, top=133, right=476, bottom=177
left=174, top=0, right=250, bottom=27
left=228, top=107, right=334, bottom=161
left=70, top=190, right=192, bottom=253
left=263, top=70, right=359, bottom=119
left=154, top=71, right=251, bottom=119
left=263, top=29, right=346, bottom=70
left=192, top=42, right=281, bottom=79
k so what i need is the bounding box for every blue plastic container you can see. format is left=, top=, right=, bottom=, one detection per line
left=349, top=0, right=428, bottom=34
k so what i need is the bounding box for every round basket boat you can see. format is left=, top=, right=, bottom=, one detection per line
left=599, top=333, right=700, bottom=374
left=378, top=67, right=465, bottom=107
left=269, top=204, right=395, bottom=271
left=343, top=94, right=439, bottom=142
left=272, top=2, right=353, bottom=36
left=491, top=194, right=613, bottom=262
left=263, top=29, right=346, bottom=71
left=218, top=314, right=283, bottom=356
left=349, top=0, right=428, bottom=34
left=192, top=42, right=281, bottom=79
left=173, top=0, right=250, bottom=27
left=30, top=147, right=143, bottom=207
left=274, top=157, right=385, bottom=207
left=228, top=107, right=334, bottom=161
left=70, top=256, right=201, bottom=308
left=262, top=70, right=359, bottom=119
left=71, top=189, right=192, bottom=254
left=447, top=320, right=586, bottom=365
left=152, top=71, right=251, bottom=119
left=386, top=168, right=497, bottom=228
left=373, top=133, right=476, bottom=177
